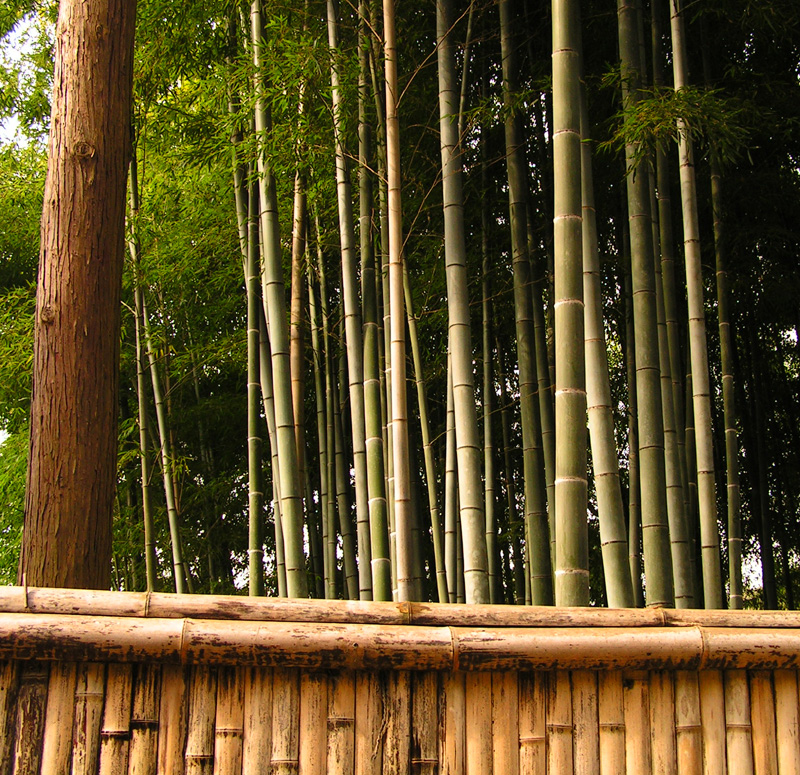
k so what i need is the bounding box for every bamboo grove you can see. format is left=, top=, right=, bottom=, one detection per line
left=1, top=0, right=800, bottom=608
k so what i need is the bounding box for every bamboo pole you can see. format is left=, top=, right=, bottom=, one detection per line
left=383, top=672, right=411, bottom=775
left=723, top=670, right=753, bottom=775
left=184, top=666, right=217, bottom=775
left=699, top=670, right=727, bottom=775
left=40, top=661, right=77, bottom=775
left=98, top=664, right=133, bottom=775
left=441, top=671, right=465, bottom=775
left=157, top=664, right=188, bottom=775
left=214, top=667, right=245, bottom=775
left=272, top=668, right=300, bottom=775
left=326, top=671, right=355, bottom=775
left=774, top=670, right=800, bottom=775
left=749, top=671, right=778, bottom=775
left=355, top=672, right=383, bottom=775
left=465, top=672, right=492, bottom=775
left=623, top=670, right=651, bottom=775
left=129, top=663, right=160, bottom=775
left=493, top=672, right=520, bottom=775
left=519, top=672, right=546, bottom=775
left=13, top=664, right=48, bottom=775
left=299, top=673, right=327, bottom=775
left=597, top=672, right=625, bottom=775
left=412, top=672, right=438, bottom=775
left=242, top=668, right=272, bottom=775
left=650, top=670, right=677, bottom=775
left=72, top=663, right=106, bottom=775
left=0, top=662, right=19, bottom=773
left=548, top=671, right=574, bottom=775
left=572, top=671, right=599, bottom=775
left=675, top=671, right=702, bottom=775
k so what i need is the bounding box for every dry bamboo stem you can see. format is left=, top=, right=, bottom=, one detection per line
left=723, top=670, right=753, bottom=775
left=299, top=673, right=327, bottom=775
left=383, top=672, right=411, bottom=775
left=441, top=672, right=465, bottom=775
left=749, top=671, right=778, bottom=775
left=597, top=672, right=624, bottom=775
left=699, top=670, right=727, bottom=775
left=12, top=663, right=48, bottom=775
left=519, top=672, right=546, bottom=775
left=242, top=668, right=272, bottom=775
left=72, top=663, right=106, bottom=775
left=622, top=671, right=651, bottom=775
left=465, top=672, right=492, bottom=775
left=213, top=667, right=245, bottom=775
left=39, top=661, right=77, bottom=775
left=548, top=671, right=574, bottom=775
left=98, top=663, right=133, bottom=775
left=492, top=672, right=519, bottom=775
left=354, top=672, right=382, bottom=775
left=326, top=671, right=355, bottom=775
left=572, top=671, right=599, bottom=775
left=0, top=662, right=19, bottom=774
left=271, top=668, right=300, bottom=775
left=412, top=672, right=438, bottom=775
left=649, top=671, right=676, bottom=775
left=774, top=670, right=800, bottom=775
left=157, top=665, right=188, bottom=775
left=675, top=671, right=702, bottom=775
left=129, top=663, right=161, bottom=775
left=184, top=666, right=217, bottom=775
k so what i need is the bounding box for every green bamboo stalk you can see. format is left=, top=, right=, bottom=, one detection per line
left=444, top=361, right=458, bottom=603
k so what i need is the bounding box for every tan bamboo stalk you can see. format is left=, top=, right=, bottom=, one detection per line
left=128, top=663, right=160, bottom=775
left=675, top=671, right=702, bottom=775
left=669, top=0, right=722, bottom=608
left=519, top=672, right=546, bottom=775
left=773, top=670, right=800, bottom=775
left=40, top=662, right=77, bottom=774
left=214, top=667, right=245, bottom=775
left=157, top=665, right=188, bottom=775
left=684, top=372, right=701, bottom=602
left=699, top=670, right=726, bottom=775
left=492, top=672, right=520, bottom=775
left=72, top=663, right=106, bottom=775
left=412, top=673, right=438, bottom=774
left=298, top=673, right=327, bottom=775
left=242, top=668, right=273, bottom=775
left=598, top=672, right=625, bottom=775
left=749, top=672, right=778, bottom=775
left=383, top=672, right=411, bottom=774
left=548, top=671, right=574, bottom=775
left=572, top=671, right=599, bottom=775
left=464, top=672, right=491, bottom=775
left=98, top=664, right=133, bottom=775
left=622, top=670, right=651, bottom=774
left=333, top=378, right=359, bottom=600
left=271, top=668, right=300, bottom=775
left=441, top=672, right=465, bottom=775
left=723, top=670, right=754, bottom=775
left=184, top=666, right=217, bottom=775
left=444, top=366, right=458, bottom=604
left=354, top=673, right=382, bottom=775
left=326, top=671, right=355, bottom=774
left=0, top=661, right=18, bottom=772
left=650, top=671, right=677, bottom=775
left=13, top=664, right=47, bottom=775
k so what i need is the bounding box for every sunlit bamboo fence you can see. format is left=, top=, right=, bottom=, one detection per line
left=2, top=587, right=800, bottom=773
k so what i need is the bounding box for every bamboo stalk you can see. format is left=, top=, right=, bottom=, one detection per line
left=214, top=667, right=245, bottom=775
left=650, top=670, right=677, bottom=775
left=383, top=672, right=410, bottom=775
left=39, top=661, right=77, bottom=775
left=699, top=670, right=727, bottom=775
left=98, top=663, right=133, bottom=775
left=548, top=671, right=574, bottom=775
left=465, top=672, right=492, bottom=775
left=0, top=662, right=19, bottom=773
left=675, top=671, right=702, bottom=775
left=412, top=672, right=438, bottom=775
left=749, top=671, right=778, bottom=775
left=12, top=663, right=48, bottom=775
left=572, top=671, right=598, bottom=775
left=773, top=670, right=800, bottom=775
left=622, top=670, right=651, bottom=774
left=157, top=665, right=188, bottom=775
left=723, top=670, right=753, bottom=775
left=272, top=668, right=300, bottom=775
left=327, top=671, right=355, bottom=775
left=354, top=672, right=383, bottom=775
left=242, top=668, right=272, bottom=775
left=441, top=672, right=465, bottom=775
left=597, top=672, right=624, bottom=775
left=129, top=663, right=161, bottom=775
left=493, top=672, right=520, bottom=775
left=72, top=663, right=106, bottom=775
left=184, top=666, right=217, bottom=775
left=298, top=673, right=327, bottom=775
left=519, top=672, right=546, bottom=775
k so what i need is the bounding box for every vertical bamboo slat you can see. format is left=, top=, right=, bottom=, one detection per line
left=157, top=665, right=188, bottom=775
left=650, top=670, right=677, bottom=775
left=412, top=672, right=438, bottom=775
left=548, top=671, right=573, bottom=775
left=39, top=661, right=77, bottom=775
left=699, top=670, right=727, bottom=775
left=213, top=667, right=245, bottom=775
left=271, top=668, right=300, bottom=775
left=749, top=671, right=778, bottom=775
left=441, top=672, right=465, bottom=775
left=242, top=668, right=272, bottom=775
left=675, top=671, right=702, bottom=775
left=129, top=663, right=161, bottom=775
left=0, top=662, right=19, bottom=774
left=572, top=671, right=599, bottom=775
left=72, top=663, right=106, bottom=775
left=723, top=670, right=754, bottom=775
left=492, top=672, right=519, bottom=775
left=622, top=671, right=650, bottom=775
left=185, top=666, right=218, bottom=775
left=355, top=672, right=383, bottom=775
left=383, top=672, right=411, bottom=775
left=466, top=672, right=492, bottom=775
left=598, top=672, right=624, bottom=775
left=327, top=671, right=355, bottom=775
left=774, top=670, right=800, bottom=775
left=519, top=672, right=546, bottom=775
left=12, top=664, right=48, bottom=775
left=98, top=663, right=133, bottom=775
left=299, top=673, right=327, bottom=775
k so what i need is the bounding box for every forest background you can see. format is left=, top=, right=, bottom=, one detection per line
left=0, top=0, right=799, bottom=608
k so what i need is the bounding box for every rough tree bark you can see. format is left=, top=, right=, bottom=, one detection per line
left=19, top=0, right=137, bottom=589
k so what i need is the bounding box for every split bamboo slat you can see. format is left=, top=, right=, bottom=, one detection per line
left=548, top=671, right=573, bottom=775
left=98, top=663, right=133, bottom=775
left=241, top=667, right=272, bottom=775
left=326, top=671, right=355, bottom=775
left=749, top=670, right=778, bottom=775
left=157, top=664, right=188, bottom=775
left=0, top=661, right=19, bottom=773
left=622, top=671, right=650, bottom=775
left=213, top=667, right=244, bottom=775
left=128, top=662, right=160, bottom=775
left=299, top=672, right=327, bottom=775
left=354, top=672, right=382, bottom=775
left=723, top=670, right=754, bottom=775
left=597, top=671, right=625, bottom=775
left=518, top=672, right=546, bottom=775
left=384, top=671, right=411, bottom=775
left=72, top=662, right=106, bottom=775
left=271, top=667, right=300, bottom=775
left=571, top=670, right=598, bottom=775
left=650, top=670, right=676, bottom=775
left=465, top=672, right=492, bottom=775
left=12, top=663, right=48, bottom=775
left=774, top=669, right=800, bottom=775
left=699, top=670, right=727, bottom=775
left=440, top=670, right=465, bottom=775
left=675, top=670, right=703, bottom=775
left=184, top=665, right=217, bottom=775
left=39, top=661, right=76, bottom=774
left=411, top=671, right=438, bottom=775
left=492, top=671, right=519, bottom=775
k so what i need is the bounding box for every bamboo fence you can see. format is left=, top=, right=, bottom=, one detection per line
left=0, top=587, right=799, bottom=773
